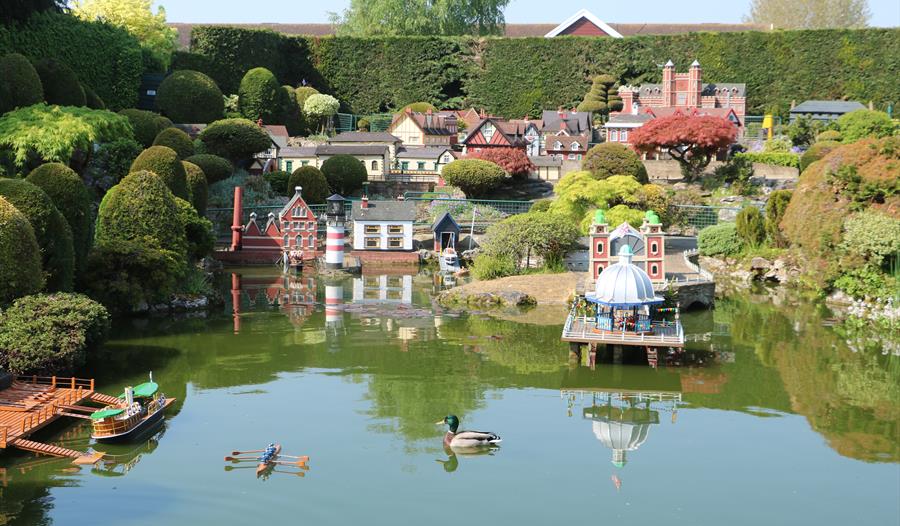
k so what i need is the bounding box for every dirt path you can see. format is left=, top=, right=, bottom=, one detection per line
left=450, top=272, right=588, bottom=305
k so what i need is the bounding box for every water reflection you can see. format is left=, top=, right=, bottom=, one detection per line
left=436, top=446, right=499, bottom=473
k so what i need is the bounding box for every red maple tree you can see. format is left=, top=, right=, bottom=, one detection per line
left=468, top=147, right=535, bottom=179
left=630, top=115, right=737, bottom=181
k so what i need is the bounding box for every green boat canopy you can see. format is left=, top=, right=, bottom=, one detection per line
left=117, top=382, right=158, bottom=399
left=91, top=408, right=124, bottom=420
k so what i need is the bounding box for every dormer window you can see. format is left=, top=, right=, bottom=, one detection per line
left=482, top=122, right=495, bottom=141
left=554, top=141, right=563, bottom=150
left=571, top=142, right=580, bottom=150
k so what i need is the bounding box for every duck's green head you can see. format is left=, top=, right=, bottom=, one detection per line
left=435, top=415, right=460, bottom=433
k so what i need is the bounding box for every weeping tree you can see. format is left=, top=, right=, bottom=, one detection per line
left=577, top=74, right=623, bottom=123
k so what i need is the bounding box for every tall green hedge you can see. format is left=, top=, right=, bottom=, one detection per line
left=0, top=12, right=143, bottom=110
left=0, top=196, right=43, bottom=306
left=178, top=26, right=900, bottom=117
left=34, top=58, right=85, bottom=107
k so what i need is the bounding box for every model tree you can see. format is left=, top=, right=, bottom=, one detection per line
left=303, top=94, right=340, bottom=135
left=577, top=75, right=623, bottom=122
left=468, top=147, right=535, bottom=179
left=630, top=115, right=737, bottom=182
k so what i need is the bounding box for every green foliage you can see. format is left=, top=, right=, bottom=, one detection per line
left=799, top=140, right=840, bottom=172
left=174, top=197, right=215, bottom=261
left=785, top=116, right=820, bottom=147
left=118, top=108, right=170, bottom=147
left=736, top=205, right=766, bottom=247
left=207, top=169, right=278, bottom=209
left=82, top=238, right=182, bottom=313
left=441, top=159, right=505, bottom=198
left=197, top=118, right=271, bottom=164
left=25, top=163, right=94, bottom=278
left=839, top=211, right=900, bottom=268
left=713, top=155, right=757, bottom=195
left=471, top=253, right=516, bottom=280
left=734, top=151, right=801, bottom=168
left=95, top=170, right=187, bottom=257
left=816, top=130, right=842, bottom=142
left=763, top=136, right=792, bottom=152
left=833, top=265, right=890, bottom=299
left=745, top=0, right=871, bottom=29
left=0, top=293, right=109, bottom=374
left=0, top=12, right=142, bottom=109
left=529, top=198, right=552, bottom=212
left=357, top=118, right=371, bottom=131
left=581, top=143, right=648, bottom=182
left=765, top=189, right=792, bottom=247
left=129, top=145, right=190, bottom=200
left=288, top=166, right=329, bottom=203
left=481, top=211, right=579, bottom=271
left=320, top=155, right=368, bottom=195
left=156, top=70, right=224, bottom=124
left=82, top=84, right=105, bottom=109
left=333, top=0, right=509, bottom=36
left=182, top=161, right=208, bottom=215
left=184, top=153, right=233, bottom=183
left=401, top=101, right=437, bottom=113
left=577, top=74, right=621, bottom=119
left=698, top=222, right=743, bottom=257
left=836, top=109, right=895, bottom=142
left=292, top=86, right=319, bottom=135
left=0, top=196, right=43, bottom=306
left=82, top=138, right=142, bottom=194
left=34, top=58, right=86, bottom=107
left=549, top=171, right=643, bottom=229
left=0, top=178, right=74, bottom=292
left=152, top=127, right=195, bottom=159
left=303, top=93, right=340, bottom=134
left=603, top=204, right=645, bottom=229
left=238, top=67, right=281, bottom=123
left=278, top=85, right=303, bottom=136
left=264, top=170, right=289, bottom=195
left=72, top=0, right=178, bottom=70
left=0, top=53, right=44, bottom=114
left=0, top=104, right=133, bottom=175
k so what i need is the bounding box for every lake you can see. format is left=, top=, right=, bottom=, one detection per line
left=1, top=269, right=897, bottom=525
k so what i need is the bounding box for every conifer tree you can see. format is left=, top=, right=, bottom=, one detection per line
left=577, top=75, right=623, bottom=122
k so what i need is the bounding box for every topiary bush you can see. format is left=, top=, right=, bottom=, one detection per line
left=293, top=86, right=319, bottom=135
left=799, top=140, right=840, bottom=172
left=320, top=155, right=368, bottom=196
left=582, top=143, right=648, bottom=183
left=82, top=239, right=183, bottom=314
left=264, top=170, right=290, bottom=195
left=736, top=206, right=766, bottom=248
left=152, top=127, right=195, bottom=159
left=765, top=190, right=792, bottom=248
left=288, top=166, right=329, bottom=203
left=357, top=118, right=370, bottom=131
left=25, top=163, right=94, bottom=278
left=441, top=159, right=506, bottom=198
left=129, top=145, right=190, bottom=200
left=119, top=108, right=171, bottom=147
left=182, top=161, right=208, bottom=215
left=0, top=179, right=74, bottom=292
left=0, top=196, right=43, bottom=306
left=156, top=70, right=224, bottom=123
left=238, top=67, right=282, bottom=123
left=197, top=118, right=271, bottom=164
left=278, top=85, right=303, bottom=136
left=0, top=293, right=110, bottom=374
left=0, top=53, right=44, bottom=114
left=698, top=222, right=743, bottom=257
left=401, top=102, right=437, bottom=113
left=184, top=153, right=233, bottom=183
left=34, top=58, right=86, bottom=107
left=837, top=109, right=894, bottom=143
left=816, top=130, right=842, bottom=143
left=174, top=197, right=215, bottom=261
left=82, top=84, right=105, bottom=109
left=82, top=138, right=143, bottom=194
left=95, top=170, right=187, bottom=257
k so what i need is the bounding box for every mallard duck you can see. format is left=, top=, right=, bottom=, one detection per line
left=436, top=415, right=501, bottom=449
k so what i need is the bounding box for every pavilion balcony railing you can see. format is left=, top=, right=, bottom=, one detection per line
left=561, top=311, right=685, bottom=345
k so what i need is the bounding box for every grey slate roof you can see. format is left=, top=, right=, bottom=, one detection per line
left=431, top=212, right=461, bottom=233
left=790, top=100, right=865, bottom=114
left=606, top=113, right=653, bottom=125
left=701, top=83, right=746, bottom=97
left=396, top=146, right=451, bottom=159
left=541, top=110, right=591, bottom=134
left=351, top=200, right=417, bottom=222
left=316, top=144, right=388, bottom=156
left=281, top=146, right=317, bottom=157
left=328, top=131, right=401, bottom=143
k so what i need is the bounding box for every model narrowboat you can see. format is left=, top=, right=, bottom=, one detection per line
left=90, top=375, right=175, bottom=442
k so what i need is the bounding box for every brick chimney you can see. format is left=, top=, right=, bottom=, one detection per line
left=361, top=195, right=369, bottom=209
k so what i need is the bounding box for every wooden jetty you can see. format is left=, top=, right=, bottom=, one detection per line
left=0, top=376, right=118, bottom=464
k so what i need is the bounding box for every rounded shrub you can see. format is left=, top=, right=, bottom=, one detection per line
left=119, top=108, right=172, bottom=147
left=264, top=170, right=290, bottom=195
left=82, top=85, right=106, bottom=109
left=401, top=102, right=437, bottom=113
left=288, top=166, right=329, bottom=204
left=175, top=197, right=215, bottom=261
left=736, top=206, right=766, bottom=247
left=0, top=53, right=44, bottom=114
left=837, top=109, right=894, bottom=143
left=156, top=70, right=224, bottom=124
left=26, top=163, right=94, bottom=277
left=799, top=140, right=840, bottom=172
left=582, top=143, right=648, bottom=183
left=185, top=153, right=233, bottom=183
left=96, top=170, right=187, bottom=257
left=442, top=159, right=506, bottom=198
left=153, top=127, right=195, bottom=159
left=765, top=190, right=792, bottom=248
left=357, top=118, right=371, bottom=131
left=0, top=293, right=110, bottom=374
left=197, top=118, right=271, bottom=164
left=698, top=222, right=743, bottom=257
left=816, top=130, right=842, bottom=143
left=238, top=67, right=281, bottom=123
left=34, top=58, right=85, bottom=107
left=129, top=145, right=190, bottom=200
left=83, top=138, right=143, bottom=194
left=0, top=179, right=74, bottom=292
left=0, top=196, right=43, bottom=305
left=320, top=155, right=368, bottom=196
left=279, top=85, right=303, bottom=136
left=182, top=161, right=208, bottom=215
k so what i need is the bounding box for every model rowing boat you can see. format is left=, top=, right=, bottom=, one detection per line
left=256, top=443, right=281, bottom=477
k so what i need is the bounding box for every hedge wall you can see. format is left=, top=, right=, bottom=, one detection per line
left=0, top=12, right=143, bottom=110
left=178, top=26, right=900, bottom=117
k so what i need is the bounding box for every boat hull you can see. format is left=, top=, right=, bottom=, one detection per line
left=92, top=398, right=176, bottom=443
left=256, top=443, right=282, bottom=477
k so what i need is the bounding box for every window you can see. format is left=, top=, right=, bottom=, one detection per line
left=285, top=160, right=293, bottom=172
left=409, top=134, right=420, bottom=143
left=365, top=237, right=381, bottom=249
left=283, top=235, right=289, bottom=247
left=293, top=221, right=301, bottom=230
left=568, top=153, right=576, bottom=160
left=417, top=161, right=425, bottom=170
left=482, top=122, right=495, bottom=141
left=597, top=243, right=604, bottom=254
left=388, top=224, right=403, bottom=234
left=295, top=235, right=302, bottom=247
left=571, top=142, right=580, bottom=151
left=650, top=241, right=658, bottom=255
left=651, top=264, right=659, bottom=275
left=292, top=206, right=305, bottom=218
left=621, top=130, right=628, bottom=142
left=442, top=155, right=451, bottom=163
left=308, top=235, right=315, bottom=247
left=554, top=141, right=563, bottom=150
left=364, top=224, right=380, bottom=234
left=401, top=161, right=409, bottom=170
left=388, top=237, right=403, bottom=248
left=300, top=160, right=309, bottom=166
left=677, top=93, right=687, bottom=105
left=307, top=222, right=315, bottom=231
left=371, top=160, right=378, bottom=171
left=609, top=130, right=618, bottom=141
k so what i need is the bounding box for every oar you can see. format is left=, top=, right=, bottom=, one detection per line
left=276, top=454, right=310, bottom=461
left=230, top=449, right=267, bottom=455
left=270, top=459, right=308, bottom=467
left=224, top=456, right=260, bottom=462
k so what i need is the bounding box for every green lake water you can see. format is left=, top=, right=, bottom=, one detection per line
left=1, top=269, right=898, bottom=525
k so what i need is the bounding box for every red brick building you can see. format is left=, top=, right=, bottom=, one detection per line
left=241, top=186, right=318, bottom=256
left=543, top=9, right=624, bottom=38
